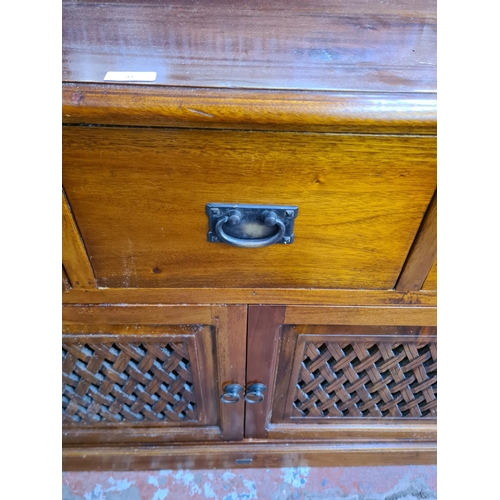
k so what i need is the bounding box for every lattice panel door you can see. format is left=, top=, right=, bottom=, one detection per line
left=273, top=326, right=437, bottom=425
left=62, top=325, right=218, bottom=433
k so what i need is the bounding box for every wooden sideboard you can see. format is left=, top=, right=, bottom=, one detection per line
left=62, top=0, right=437, bottom=470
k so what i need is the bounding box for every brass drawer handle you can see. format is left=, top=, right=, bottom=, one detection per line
left=244, top=383, right=267, bottom=404
left=206, top=204, right=298, bottom=248
left=220, top=384, right=244, bottom=404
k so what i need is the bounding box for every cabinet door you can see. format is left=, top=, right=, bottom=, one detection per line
left=63, top=305, right=246, bottom=445
left=245, top=306, right=436, bottom=443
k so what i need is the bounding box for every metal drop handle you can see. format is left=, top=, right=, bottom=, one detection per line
left=215, top=211, right=286, bottom=248
left=220, top=384, right=244, bottom=404
left=244, top=383, right=267, bottom=404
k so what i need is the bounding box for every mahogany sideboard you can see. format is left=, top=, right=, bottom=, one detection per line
left=62, top=0, right=437, bottom=470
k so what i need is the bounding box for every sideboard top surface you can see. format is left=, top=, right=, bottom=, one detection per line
left=62, top=0, right=436, bottom=94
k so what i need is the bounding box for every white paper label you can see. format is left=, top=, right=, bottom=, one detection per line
left=104, top=71, right=157, bottom=82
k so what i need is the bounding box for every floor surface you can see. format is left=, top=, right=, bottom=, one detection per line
left=62, top=465, right=437, bottom=499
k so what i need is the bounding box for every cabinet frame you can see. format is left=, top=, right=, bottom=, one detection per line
left=62, top=304, right=437, bottom=470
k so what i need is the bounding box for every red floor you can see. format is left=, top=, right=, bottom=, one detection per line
left=63, top=465, right=436, bottom=499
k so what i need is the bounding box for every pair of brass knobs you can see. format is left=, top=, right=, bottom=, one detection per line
left=220, top=383, right=266, bottom=404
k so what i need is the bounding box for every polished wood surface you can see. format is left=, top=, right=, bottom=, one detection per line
left=422, top=260, right=437, bottom=290
left=62, top=191, right=96, bottom=289
left=396, top=191, right=437, bottom=291
left=62, top=305, right=214, bottom=325
left=266, top=424, right=436, bottom=442
left=62, top=305, right=437, bottom=468
left=62, top=266, right=71, bottom=292
left=63, top=0, right=436, bottom=93
left=284, top=306, right=437, bottom=326
left=62, top=440, right=437, bottom=471
left=63, top=127, right=436, bottom=290
left=63, top=287, right=437, bottom=306
left=245, top=306, right=286, bottom=439
left=213, top=305, right=247, bottom=441
left=62, top=84, right=437, bottom=135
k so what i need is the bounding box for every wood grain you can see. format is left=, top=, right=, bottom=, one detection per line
left=62, top=190, right=96, bottom=289
left=62, top=441, right=437, bottom=471
left=245, top=306, right=286, bottom=439
left=284, top=306, right=437, bottom=326
left=422, top=260, right=437, bottom=290
left=62, top=287, right=437, bottom=306
left=62, top=266, right=71, bottom=292
left=62, top=305, right=213, bottom=326
left=63, top=0, right=436, bottom=94
left=212, top=305, right=247, bottom=441
left=266, top=424, right=436, bottom=442
left=63, top=427, right=222, bottom=446
left=62, top=84, right=436, bottom=135
left=63, top=127, right=436, bottom=290
left=396, top=192, right=437, bottom=291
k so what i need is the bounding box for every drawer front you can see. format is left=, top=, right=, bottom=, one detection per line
left=62, top=127, right=436, bottom=289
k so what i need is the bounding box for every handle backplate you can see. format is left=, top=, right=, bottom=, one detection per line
left=206, top=203, right=298, bottom=248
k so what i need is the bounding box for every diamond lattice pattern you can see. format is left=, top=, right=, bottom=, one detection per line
left=292, top=341, right=436, bottom=418
left=62, top=341, right=198, bottom=424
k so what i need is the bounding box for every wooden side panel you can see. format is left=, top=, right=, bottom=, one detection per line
left=62, top=191, right=96, bottom=289
left=422, top=260, right=437, bottom=290
left=62, top=266, right=71, bottom=292
left=396, top=192, right=437, bottom=291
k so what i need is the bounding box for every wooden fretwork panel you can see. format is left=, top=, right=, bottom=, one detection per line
left=63, top=305, right=247, bottom=445
left=63, top=334, right=201, bottom=426
left=62, top=323, right=225, bottom=444
left=246, top=317, right=438, bottom=443
left=276, top=326, right=437, bottom=425
left=290, top=338, right=436, bottom=420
